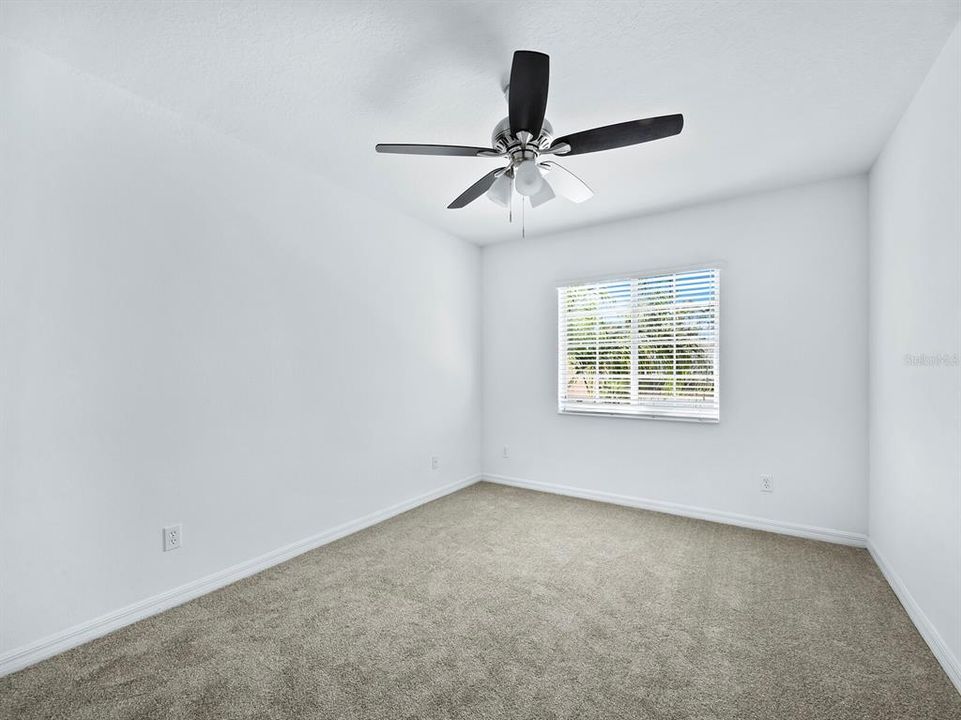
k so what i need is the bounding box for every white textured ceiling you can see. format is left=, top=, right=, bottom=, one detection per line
left=2, top=0, right=958, bottom=244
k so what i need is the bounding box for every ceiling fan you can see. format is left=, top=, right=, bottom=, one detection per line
left=375, top=50, right=683, bottom=211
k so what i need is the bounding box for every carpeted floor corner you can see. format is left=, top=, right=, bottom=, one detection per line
left=2, top=481, right=958, bottom=719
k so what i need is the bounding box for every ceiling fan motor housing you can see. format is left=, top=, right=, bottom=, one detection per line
left=491, top=116, right=554, bottom=166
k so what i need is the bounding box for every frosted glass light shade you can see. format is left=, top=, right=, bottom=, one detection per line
left=486, top=172, right=512, bottom=207
left=514, top=159, right=544, bottom=196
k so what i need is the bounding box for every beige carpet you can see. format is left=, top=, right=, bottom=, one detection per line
left=2, top=482, right=958, bottom=719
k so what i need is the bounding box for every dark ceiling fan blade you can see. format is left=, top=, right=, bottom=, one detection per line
left=550, top=114, right=683, bottom=156
left=375, top=144, right=499, bottom=157
left=448, top=168, right=505, bottom=209
left=508, top=51, right=549, bottom=139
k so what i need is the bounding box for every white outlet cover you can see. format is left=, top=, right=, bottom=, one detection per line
left=760, top=475, right=774, bottom=493
left=503, top=445, right=510, bottom=458
left=163, top=524, right=182, bottom=552
left=431, top=456, right=439, bottom=470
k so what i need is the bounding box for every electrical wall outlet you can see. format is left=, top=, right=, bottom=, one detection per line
left=503, top=445, right=510, bottom=458
left=760, top=474, right=774, bottom=493
left=163, top=524, right=182, bottom=552
left=431, top=456, right=440, bottom=470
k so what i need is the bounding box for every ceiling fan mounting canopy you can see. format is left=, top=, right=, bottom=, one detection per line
left=375, top=50, right=683, bottom=212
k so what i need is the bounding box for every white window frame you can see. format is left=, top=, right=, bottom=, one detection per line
left=557, top=265, right=721, bottom=423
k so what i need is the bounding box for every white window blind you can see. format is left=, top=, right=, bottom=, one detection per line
left=557, top=268, right=720, bottom=422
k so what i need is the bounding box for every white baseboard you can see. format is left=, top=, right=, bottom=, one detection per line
left=0, top=473, right=481, bottom=678
left=482, top=474, right=867, bottom=547
left=867, top=540, right=961, bottom=694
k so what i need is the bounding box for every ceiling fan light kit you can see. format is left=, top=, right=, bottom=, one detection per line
left=375, top=50, right=683, bottom=218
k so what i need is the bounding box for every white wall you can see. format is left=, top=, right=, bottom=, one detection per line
left=483, top=176, right=869, bottom=536
left=0, top=44, right=481, bottom=657
left=868, top=23, right=961, bottom=683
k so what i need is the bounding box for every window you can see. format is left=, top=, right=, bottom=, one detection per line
left=557, top=268, right=720, bottom=422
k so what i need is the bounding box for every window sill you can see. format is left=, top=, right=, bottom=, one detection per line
left=557, top=408, right=719, bottom=424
